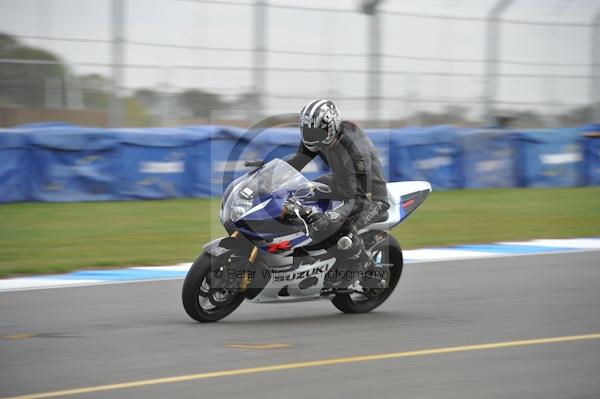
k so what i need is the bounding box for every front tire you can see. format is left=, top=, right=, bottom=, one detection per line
left=331, top=236, right=403, bottom=314
left=182, top=252, right=245, bottom=323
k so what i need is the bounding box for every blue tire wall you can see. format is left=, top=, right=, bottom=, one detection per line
left=0, top=123, right=595, bottom=202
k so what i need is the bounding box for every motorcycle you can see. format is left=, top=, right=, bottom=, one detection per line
left=182, top=158, right=431, bottom=322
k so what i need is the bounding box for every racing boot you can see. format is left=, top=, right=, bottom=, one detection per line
left=324, top=232, right=385, bottom=291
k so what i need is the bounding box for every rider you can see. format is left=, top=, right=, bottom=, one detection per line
left=286, top=99, right=389, bottom=289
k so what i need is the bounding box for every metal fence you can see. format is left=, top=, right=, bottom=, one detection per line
left=0, top=0, right=599, bottom=127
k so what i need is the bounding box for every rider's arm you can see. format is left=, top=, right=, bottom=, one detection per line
left=286, top=143, right=317, bottom=172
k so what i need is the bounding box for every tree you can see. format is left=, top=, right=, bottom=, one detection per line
left=80, top=74, right=110, bottom=111
left=558, top=105, right=594, bottom=127
left=177, top=89, right=226, bottom=119
left=413, top=105, right=476, bottom=126
left=134, top=89, right=160, bottom=110
left=124, top=96, right=151, bottom=127
left=0, top=32, right=66, bottom=108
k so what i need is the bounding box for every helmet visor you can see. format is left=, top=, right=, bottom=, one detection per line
left=301, top=127, right=328, bottom=142
left=301, top=127, right=328, bottom=151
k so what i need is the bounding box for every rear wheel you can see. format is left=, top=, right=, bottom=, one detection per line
left=182, top=252, right=245, bottom=323
left=331, top=236, right=403, bottom=314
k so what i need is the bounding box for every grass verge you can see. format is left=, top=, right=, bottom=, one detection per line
left=0, top=187, right=599, bottom=277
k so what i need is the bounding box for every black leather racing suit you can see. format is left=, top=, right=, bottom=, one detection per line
left=287, top=121, right=389, bottom=285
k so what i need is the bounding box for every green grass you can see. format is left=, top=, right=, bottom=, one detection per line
left=0, top=187, right=599, bottom=277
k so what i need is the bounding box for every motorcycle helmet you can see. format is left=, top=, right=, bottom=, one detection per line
left=299, top=99, right=342, bottom=152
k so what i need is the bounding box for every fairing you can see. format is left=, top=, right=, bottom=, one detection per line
left=220, top=159, right=328, bottom=254
left=210, top=161, right=431, bottom=303
left=367, top=181, right=432, bottom=231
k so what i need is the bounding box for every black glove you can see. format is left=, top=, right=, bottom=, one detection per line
left=307, top=212, right=330, bottom=235
left=307, top=209, right=346, bottom=240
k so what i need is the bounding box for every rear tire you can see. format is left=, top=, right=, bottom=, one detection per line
left=331, top=236, right=403, bottom=314
left=182, top=252, right=245, bottom=323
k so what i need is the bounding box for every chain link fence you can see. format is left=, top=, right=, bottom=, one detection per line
left=0, top=0, right=599, bottom=128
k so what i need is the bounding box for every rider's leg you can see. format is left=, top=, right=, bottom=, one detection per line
left=325, top=202, right=390, bottom=290
left=324, top=223, right=371, bottom=289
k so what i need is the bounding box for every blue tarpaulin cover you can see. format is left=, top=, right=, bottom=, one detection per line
left=27, top=125, right=121, bottom=202
left=513, top=128, right=583, bottom=187
left=579, top=124, right=600, bottom=186
left=0, top=129, right=30, bottom=202
left=0, top=123, right=594, bottom=202
left=201, top=126, right=263, bottom=195
left=455, top=129, right=517, bottom=188
left=365, top=129, right=393, bottom=180
left=391, top=126, right=462, bottom=190
left=249, top=127, right=326, bottom=181
left=113, top=127, right=199, bottom=199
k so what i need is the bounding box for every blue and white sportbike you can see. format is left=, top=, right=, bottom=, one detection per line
left=182, top=159, right=431, bottom=322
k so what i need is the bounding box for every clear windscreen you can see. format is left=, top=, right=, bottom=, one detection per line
left=222, top=159, right=313, bottom=223
left=243, top=159, right=311, bottom=197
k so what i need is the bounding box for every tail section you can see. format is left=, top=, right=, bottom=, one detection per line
left=367, top=181, right=432, bottom=231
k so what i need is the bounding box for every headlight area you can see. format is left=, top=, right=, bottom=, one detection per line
left=230, top=197, right=254, bottom=222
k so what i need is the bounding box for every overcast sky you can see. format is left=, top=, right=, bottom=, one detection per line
left=0, top=0, right=599, bottom=121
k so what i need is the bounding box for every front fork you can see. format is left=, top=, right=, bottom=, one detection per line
left=204, top=231, right=258, bottom=293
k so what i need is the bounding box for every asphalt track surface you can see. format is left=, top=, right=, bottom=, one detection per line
left=1, top=251, right=599, bottom=399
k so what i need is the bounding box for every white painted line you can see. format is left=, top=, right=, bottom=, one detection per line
left=406, top=247, right=600, bottom=265
left=1, top=238, right=599, bottom=293
left=131, top=263, right=192, bottom=272
left=0, top=278, right=102, bottom=291
left=0, top=276, right=185, bottom=293
left=404, top=249, right=499, bottom=262
left=498, top=238, right=600, bottom=249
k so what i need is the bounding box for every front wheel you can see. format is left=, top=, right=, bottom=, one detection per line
left=331, top=235, right=403, bottom=314
left=182, top=252, right=245, bottom=323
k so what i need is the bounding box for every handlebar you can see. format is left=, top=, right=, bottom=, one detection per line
left=283, top=197, right=311, bottom=220
left=281, top=197, right=312, bottom=236
left=244, top=160, right=265, bottom=168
